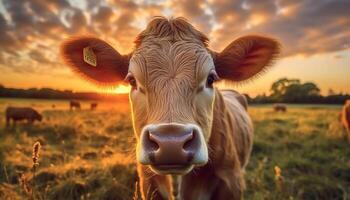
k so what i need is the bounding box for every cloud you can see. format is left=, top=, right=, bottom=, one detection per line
left=208, top=0, right=350, bottom=56
left=0, top=0, right=349, bottom=75
left=94, top=6, right=114, bottom=22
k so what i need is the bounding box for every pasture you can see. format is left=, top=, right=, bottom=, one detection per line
left=0, top=98, right=349, bottom=200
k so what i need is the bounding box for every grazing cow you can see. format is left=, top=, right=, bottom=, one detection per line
left=341, top=100, right=350, bottom=141
left=60, top=17, right=280, bottom=200
left=5, top=107, right=42, bottom=127
left=274, top=104, right=287, bottom=112
left=70, top=100, right=81, bottom=110
left=90, top=102, right=98, bottom=110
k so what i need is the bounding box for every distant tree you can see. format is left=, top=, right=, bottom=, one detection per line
left=282, top=82, right=321, bottom=103
left=328, top=89, right=336, bottom=96
left=251, top=93, right=273, bottom=104
left=270, top=78, right=300, bottom=102
left=269, top=78, right=322, bottom=103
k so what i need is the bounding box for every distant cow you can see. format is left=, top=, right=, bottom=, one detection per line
left=70, top=100, right=81, bottom=110
left=6, top=107, right=42, bottom=127
left=341, top=100, right=350, bottom=141
left=274, top=104, right=287, bottom=112
left=90, top=102, right=98, bottom=110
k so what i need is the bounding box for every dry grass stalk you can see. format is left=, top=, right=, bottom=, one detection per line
left=274, top=165, right=284, bottom=192
left=31, top=141, right=41, bottom=200
left=3, top=165, right=10, bottom=183
left=19, top=173, right=31, bottom=196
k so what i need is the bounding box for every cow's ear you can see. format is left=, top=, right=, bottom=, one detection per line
left=60, top=36, right=129, bottom=84
left=214, top=35, right=280, bottom=81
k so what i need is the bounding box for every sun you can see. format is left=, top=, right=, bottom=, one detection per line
left=114, top=84, right=131, bottom=94
left=102, top=84, right=130, bottom=94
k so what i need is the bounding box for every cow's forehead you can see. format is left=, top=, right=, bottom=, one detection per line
left=129, top=40, right=214, bottom=87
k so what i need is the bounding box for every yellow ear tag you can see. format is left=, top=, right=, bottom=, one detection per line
left=83, top=47, right=97, bottom=67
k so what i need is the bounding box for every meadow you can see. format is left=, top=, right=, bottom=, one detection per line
left=0, top=98, right=349, bottom=200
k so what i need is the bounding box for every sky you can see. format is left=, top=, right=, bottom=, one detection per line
left=0, top=0, right=349, bottom=96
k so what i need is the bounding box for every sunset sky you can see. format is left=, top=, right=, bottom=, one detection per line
left=0, top=0, right=349, bottom=96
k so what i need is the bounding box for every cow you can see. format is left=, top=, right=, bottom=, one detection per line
left=60, top=17, right=280, bottom=200
left=5, top=107, right=42, bottom=127
left=274, top=104, right=287, bottom=112
left=341, top=100, right=350, bottom=142
left=90, top=102, right=98, bottom=110
left=70, top=100, right=81, bottom=110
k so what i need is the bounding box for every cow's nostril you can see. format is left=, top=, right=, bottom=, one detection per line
left=183, top=130, right=196, bottom=152
left=144, top=131, right=159, bottom=152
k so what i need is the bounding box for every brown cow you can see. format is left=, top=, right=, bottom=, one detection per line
left=274, top=104, right=287, bottom=112
left=5, top=107, right=42, bottom=127
left=90, top=102, right=98, bottom=110
left=60, top=17, right=280, bottom=200
left=70, top=100, right=81, bottom=110
left=341, top=100, right=350, bottom=141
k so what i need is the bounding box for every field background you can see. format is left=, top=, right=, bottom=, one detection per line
left=0, top=98, right=349, bottom=200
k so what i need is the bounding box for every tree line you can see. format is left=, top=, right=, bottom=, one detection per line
left=0, top=78, right=349, bottom=104
left=0, top=84, right=127, bottom=101
left=246, top=78, right=349, bottom=104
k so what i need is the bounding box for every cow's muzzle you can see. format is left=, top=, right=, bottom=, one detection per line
left=137, top=123, right=208, bottom=175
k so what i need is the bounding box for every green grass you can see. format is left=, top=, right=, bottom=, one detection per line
left=245, top=105, right=349, bottom=200
left=0, top=98, right=349, bottom=199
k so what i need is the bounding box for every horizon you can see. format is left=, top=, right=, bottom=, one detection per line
left=0, top=0, right=349, bottom=96
left=1, top=76, right=349, bottom=98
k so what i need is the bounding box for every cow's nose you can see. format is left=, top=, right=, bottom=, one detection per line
left=140, top=124, right=201, bottom=165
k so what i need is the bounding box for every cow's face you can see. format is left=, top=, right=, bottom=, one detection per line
left=129, top=40, right=216, bottom=174
left=60, top=17, right=279, bottom=175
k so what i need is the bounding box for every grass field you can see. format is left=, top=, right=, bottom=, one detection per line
left=0, top=98, right=349, bottom=200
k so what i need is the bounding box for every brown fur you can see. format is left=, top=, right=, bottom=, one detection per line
left=90, top=102, right=98, bottom=110
left=60, top=16, right=280, bottom=200
left=221, top=90, right=248, bottom=110
left=60, top=37, right=129, bottom=85
left=274, top=104, right=287, bottom=112
left=70, top=100, right=81, bottom=110
left=5, top=107, right=42, bottom=127
left=214, top=35, right=280, bottom=81
left=341, top=100, right=350, bottom=142
left=134, top=17, right=209, bottom=48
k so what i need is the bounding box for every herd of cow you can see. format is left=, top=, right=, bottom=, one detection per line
left=70, top=100, right=98, bottom=110
left=4, top=101, right=350, bottom=136
left=4, top=100, right=98, bottom=127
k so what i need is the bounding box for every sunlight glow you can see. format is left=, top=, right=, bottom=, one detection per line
left=99, top=84, right=131, bottom=94
left=110, top=84, right=131, bottom=94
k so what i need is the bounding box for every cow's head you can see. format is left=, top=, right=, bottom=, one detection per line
left=60, top=17, right=279, bottom=175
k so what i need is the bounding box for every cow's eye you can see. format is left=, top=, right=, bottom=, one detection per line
left=129, top=77, right=137, bottom=88
left=126, top=74, right=137, bottom=89
left=206, top=72, right=218, bottom=88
